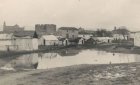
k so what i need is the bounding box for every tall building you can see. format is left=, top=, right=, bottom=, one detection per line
left=3, top=21, right=24, bottom=33
left=58, top=27, right=78, bottom=39
left=35, top=24, right=56, bottom=35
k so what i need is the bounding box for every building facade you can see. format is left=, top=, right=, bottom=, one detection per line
left=133, top=32, right=140, bottom=47
left=58, top=27, right=78, bottom=39
left=3, top=22, right=24, bottom=33
left=11, top=37, right=38, bottom=51
left=35, top=24, right=56, bottom=35
left=0, top=32, right=38, bottom=51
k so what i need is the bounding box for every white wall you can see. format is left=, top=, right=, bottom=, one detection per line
left=44, top=40, right=59, bottom=46
left=39, top=37, right=59, bottom=46
left=0, top=39, right=13, bottom=51
left=0, top=46, right=8, bottom=51
left=134, top=33, right=140, bottom=47
left=58, top=39, right=70, bottom=46
left=0, top=33, right=13, bottom=51
left=32, top=39, right=38, bottom=50
left=12, top=38, right=38, bottom=51
left=0, top=40, right=12, bottom=46
left=94, top=37, right=113, bottom=43
left=78, top=38, right=84, bottom=45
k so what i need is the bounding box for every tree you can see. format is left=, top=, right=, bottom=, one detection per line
left=115, top=26, right=129, bottom=40
left=33, top=31, right=38, bottom=38
left=95, top=29, right=112, bottom=37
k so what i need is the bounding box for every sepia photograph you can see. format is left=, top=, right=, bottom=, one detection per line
left=0, top=0, right=140, bottom=85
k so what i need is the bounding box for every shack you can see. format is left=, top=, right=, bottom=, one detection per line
left=39, top=35, right=59, bottom=46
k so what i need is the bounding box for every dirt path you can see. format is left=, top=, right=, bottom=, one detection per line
left=0, top=69, right=46, bottom=85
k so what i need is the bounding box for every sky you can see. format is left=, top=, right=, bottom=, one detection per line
left=0, top=0, right=140, bottom=31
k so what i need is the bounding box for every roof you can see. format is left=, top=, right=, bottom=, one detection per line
left=86, top=37, right=96, bottom=42
left=58, top=38, right=68, bottom=41
left=13, top=31, right=35, bottom=37
left=69, top=37, right=84, bottom=43
left=59, top=27, right=78, bottom=30
left=42, top=35, right=58, bottom=41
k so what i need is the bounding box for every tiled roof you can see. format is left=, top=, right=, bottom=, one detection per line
left=13, top=31, right=35, bottom=37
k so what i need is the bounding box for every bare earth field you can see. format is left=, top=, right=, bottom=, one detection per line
left=0, top=63, right=140, bottom=85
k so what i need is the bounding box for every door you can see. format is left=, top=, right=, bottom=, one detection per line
left=43, top=39, right=46, bottom=45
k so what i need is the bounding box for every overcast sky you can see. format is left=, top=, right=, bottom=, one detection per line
left=0, top=0, right=140, bottom=31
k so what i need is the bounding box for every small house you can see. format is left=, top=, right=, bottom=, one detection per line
left=58, top=38, right=69, bottom=46
left=39, top=35, right=59, bottom=46
left=85, top=37, right=96, bottom=45
left=69, top=37, right=85, bottom=45
left=77, top=37, right=85, bottom=45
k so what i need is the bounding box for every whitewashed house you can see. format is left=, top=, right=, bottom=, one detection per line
left=39, top=35, right=59, bottom=46
left=10, top=31, right=39, bottom=51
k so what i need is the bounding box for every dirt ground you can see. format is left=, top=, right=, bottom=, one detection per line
left=0, top=63, right=140, bottom=85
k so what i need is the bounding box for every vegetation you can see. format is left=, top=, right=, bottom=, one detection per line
left=94, top=29, right=112, bottom=37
